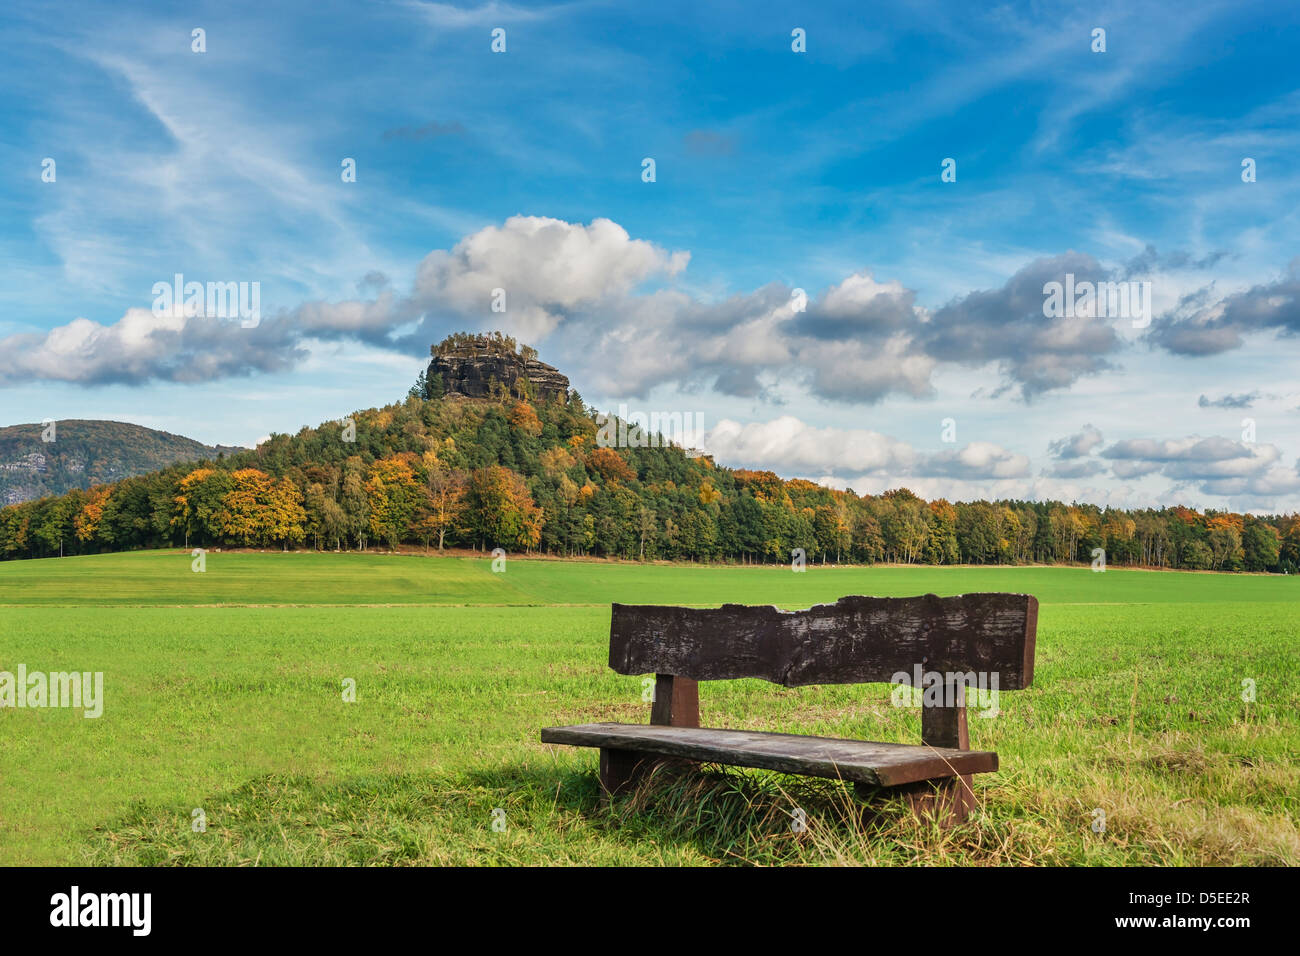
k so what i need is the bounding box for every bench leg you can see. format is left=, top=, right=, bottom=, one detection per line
left=599, top=748, right=652, bottom=796
left=599, top=674, right=703, bottom=798
left=900, top=774, right=976, bottom=827
left=855, top=775, right=977, bottom=828
left=910, top=678, right=976, bottom=826
left=599, top=749, right=701, bottom=797
left=909, top=774, right=974, bottom=827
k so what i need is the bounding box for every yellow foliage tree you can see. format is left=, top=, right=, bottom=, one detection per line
left=74, top=486, right=111, bottom=542
left=220, top=469, right=306, bottom=546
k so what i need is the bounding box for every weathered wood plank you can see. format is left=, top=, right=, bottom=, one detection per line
left=609, top=593, right=1037, bottom=689
left=542, top=722, right=997, bottom=787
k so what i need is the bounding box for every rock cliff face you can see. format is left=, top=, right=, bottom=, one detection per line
left=428, top=341, right=570, bottom=402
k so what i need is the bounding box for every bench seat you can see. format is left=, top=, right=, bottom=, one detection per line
left=541, top=722, right=997, bottom=787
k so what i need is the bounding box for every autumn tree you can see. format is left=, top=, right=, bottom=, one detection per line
left=1207, top=519, right=1244, bottom=570
left=220, top=469, right=306, bottom=547
left=638, top=505, right=656, bottom=560
left=304, top=482, right=347, bottom=551
left=341, top=456, right=370, bottom=550
left=509, top=401, right=543, bottom=438
left=588, top=446, right=637, bottom=483
left=539, top=446, right=576, bottom=478
left=74, top=485, right=112, bottom=544
left=925, top=499, right=960, bottom=564
left=417, top=451, right=467, bottom=550
left=365, top=455, right=422, bottom=549
left=466, top=465, right=543, bottom=550
left=172, top=468, right=233, bottom=546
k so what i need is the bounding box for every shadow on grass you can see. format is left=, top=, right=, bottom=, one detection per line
left=463, top=759, right=925, bottom=865
left=83, top=759, right=937, bottom=866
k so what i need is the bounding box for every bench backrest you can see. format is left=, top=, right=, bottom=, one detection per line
left=610, top=593, right=1038, bottom=690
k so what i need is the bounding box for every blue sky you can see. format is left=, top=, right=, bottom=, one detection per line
left=2, top=0, right=1299, bottom=512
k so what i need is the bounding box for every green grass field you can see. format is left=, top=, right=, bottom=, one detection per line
left=1, top=550, right=1296, bottom=866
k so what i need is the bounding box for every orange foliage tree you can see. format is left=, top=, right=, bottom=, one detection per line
left=587, top=446, right=636, bottom=483
left=509, top=401, right=543, bottom=437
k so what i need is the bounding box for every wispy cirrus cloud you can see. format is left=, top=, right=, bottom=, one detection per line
left=398, top=0, right=588, bottom=29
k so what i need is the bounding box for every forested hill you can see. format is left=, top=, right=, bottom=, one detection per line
left=0, top=420, right=244, bottom=506
left=0, top=336, right=1296, bottom=571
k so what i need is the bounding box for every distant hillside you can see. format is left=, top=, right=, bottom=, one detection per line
left=0, top=333, right=1296, bottom=572
left=0, top=420, right=244, bottom=505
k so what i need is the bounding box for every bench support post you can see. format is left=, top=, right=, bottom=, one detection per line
left=650, top=674, right=699, bottom=727
left=599, top=674, right=699, bottom=796
left=598, top=748, right=651, bottom=796
left=915, top=679, right=975, bottom=827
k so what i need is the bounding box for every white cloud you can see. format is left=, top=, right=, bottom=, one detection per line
left=1101, top=435, right=1300, bottom=496
left=704, top=416, right=921, bottom=475
left=925, top=441, right=1031, bottom=479
left=0, top=308, right=302, bottom=386
left=1048, top=424, right=1104, bottom=459
left=5, top=211, right=1298, bottom=515
left=702, top=416, right=1025, bottom=482
left=413, top=216, right=689, bottom=340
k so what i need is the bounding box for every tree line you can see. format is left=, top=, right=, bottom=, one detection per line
left=2, top=389, right=1297, bottom=572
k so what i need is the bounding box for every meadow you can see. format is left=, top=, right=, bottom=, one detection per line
left=0, top=550, right=1295, bottom=866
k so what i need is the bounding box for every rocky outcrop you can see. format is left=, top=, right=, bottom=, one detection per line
left=428, top=340, right=570, bottom=402
left=519, top=358, right=571, bottom=401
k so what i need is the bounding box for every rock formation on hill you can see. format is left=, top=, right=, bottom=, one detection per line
left=426, top=332, right=570, bottom=402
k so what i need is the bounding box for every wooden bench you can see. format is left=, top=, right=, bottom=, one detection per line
left=541, top=593, right=1038, bottom=826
